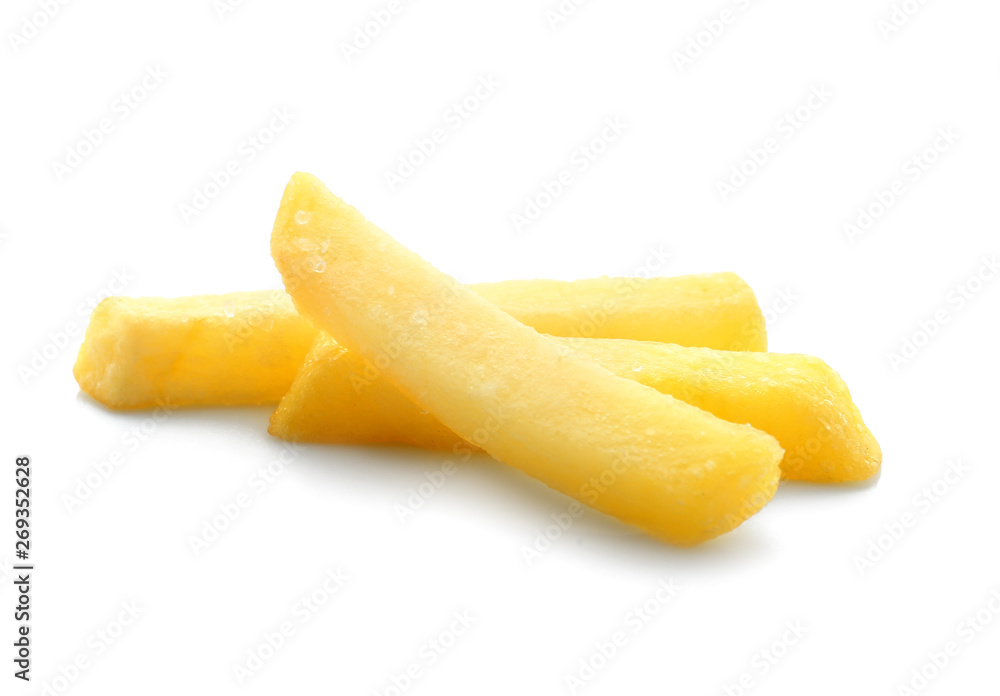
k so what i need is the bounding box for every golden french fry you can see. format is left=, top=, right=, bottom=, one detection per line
left=270, top=334, right=880, bottom=483
left=269, top=172, right=783, bottom=545
left=73, top=291, right=315, bottom=409
left=74, top=272, right=764, bottom=409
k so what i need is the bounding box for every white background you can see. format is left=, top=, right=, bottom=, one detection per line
left=2, top=0, right=999, bottom=694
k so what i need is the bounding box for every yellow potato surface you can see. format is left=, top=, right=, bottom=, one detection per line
left=74, top=271, right=764, bottom=409
left=73, top=291, right=315, bottom=409
left=270, top=172, right=783, bottom=545
left=271, top=335, right=880, bottom=483
left=473, top=273, right=765, bottom=351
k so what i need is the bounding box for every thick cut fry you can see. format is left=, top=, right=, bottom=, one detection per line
left=270, top=335, right=880, bottom=483
left=472, top=273, right=765, bottom=351
left=270, top=334, right=468, bottom=449
left=570, top=340, right=880, bottom=483
left=270, top=172, right=783, bottom=545
left=74, top=273, right=765, bottom=410
left=73, top=291, right=316, bottom=409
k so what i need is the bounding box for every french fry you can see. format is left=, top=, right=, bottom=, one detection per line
left=73, top=291, right=315, bottom=409
left=74, top=272, right=764, bottom=409
left=269, top=172, right=783, bottom=545
left=270, top=334, right=880, bottom=483
left=472, top=272, right=765, bottom=351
